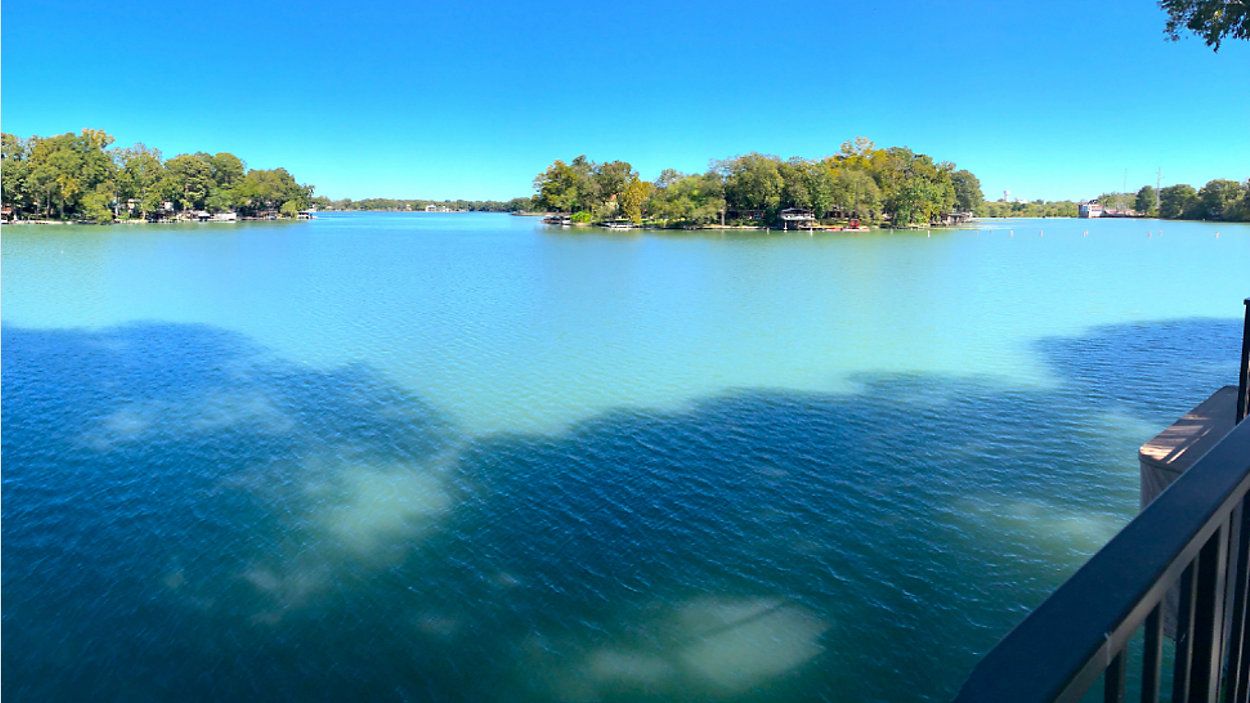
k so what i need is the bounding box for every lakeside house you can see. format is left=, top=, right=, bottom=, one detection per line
left=725, top=208, right=767, bottom=223
left=780, top=208, right=816, bottom=230
left=2, top=206, right=14, bottom=222
left=1079, top=200, right=1140, bottom=218
left=935, top=211, right=974, bottom=226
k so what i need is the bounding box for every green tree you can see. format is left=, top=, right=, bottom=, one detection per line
left=1158, top=184, right=1199, bottom=219
left=210, top=152, right=246, bottom=188
left=1135, top=185, right=1158, bottom=216
left=647, top=170, right=725, bottom=225
left=869, top=148, right=954, bottom=225
left=164, top=153, right=215, bottom=211
left=781, top=159, right=837, bottom=218
left=116, top=144, right=165, bottom=218
left=530, top=157, right=582, bottom=212
left=1196, top=179, right=1245, bottom=220
left=1162, top=0, right=1250, bottom=50
left=829, top=167, right=881, bottom=219
left=951, top=169, right=984, bottom=213
left=81, top=190, right=115, bottom=223
left=205, top=188, right=237, bottom=213
left=2, top=133, right=33, bottom=216
left=593, top=160, right=636, bottom=211
left=619, top=179, right=653, bottom=224
left=718, top=153, right=784, bottom=218
left=22, top=130, right=117, bottom=218
left=231, top=168, right=310, bottom=216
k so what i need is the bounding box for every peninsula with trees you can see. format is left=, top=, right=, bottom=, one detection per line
left=531, top=138, right=985, bottom=230
left=531, top=138, right=1250, bottom=230
left=2, top=129, right=314, bottom=223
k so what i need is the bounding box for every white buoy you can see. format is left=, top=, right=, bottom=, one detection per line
left=1039, top=229, right=1044, bottom=237
left=1083, top=230, right=1088, bottom=237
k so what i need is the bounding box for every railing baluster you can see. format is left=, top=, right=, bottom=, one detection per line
left=1174, top=562, right=1198, bottom=703
left=1225, top=498, right=1250, bottom=703
left=1239, top=591, right=1250, bottom=703
left=1238, top=562, right=1250, bottom=703
left=1105, top=649, right=1127, bottom=703
left=1190, top=523, right=1229, bottom=702
left=1142, top=605, right=1163, bottom=703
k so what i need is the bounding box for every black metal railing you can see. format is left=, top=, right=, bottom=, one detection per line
left=957, top=299, right=1250, bottom=703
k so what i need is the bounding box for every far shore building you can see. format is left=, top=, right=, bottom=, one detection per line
left=779, top=208, right=816, bottom=229
left=1078, top=200, right=1104, bottom=218
left=935, top=211, right=974, bottom=226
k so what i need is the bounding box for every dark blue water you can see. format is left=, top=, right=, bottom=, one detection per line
left=3, top=215, right=1248, bottom=701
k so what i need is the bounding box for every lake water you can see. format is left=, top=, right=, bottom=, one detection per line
left=3, top=213, right=1248, bottom=701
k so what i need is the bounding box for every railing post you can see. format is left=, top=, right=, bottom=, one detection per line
left=1105, top=650, right=1127, bottom=703
left=1237, top=298, right=1249, bottom=424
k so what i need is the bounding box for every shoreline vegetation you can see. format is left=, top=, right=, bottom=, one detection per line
left=529, top=138, right=983, bottom=231
left=529, top=137, right=1250, bottom=231
left=4, top=131, right=1247, bottom=230
left=2, top=130, right=314, bottom=224
left=312, top=197, right=533, bottom=213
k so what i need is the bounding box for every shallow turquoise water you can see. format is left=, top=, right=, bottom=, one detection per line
left=3, top=213, right=1248, bottom=701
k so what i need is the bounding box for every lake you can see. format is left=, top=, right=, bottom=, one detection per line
left=3, top=213, right=1248, bottom=701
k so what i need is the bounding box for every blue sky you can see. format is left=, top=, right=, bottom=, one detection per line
left=3, top=0, right=1248, bottom=201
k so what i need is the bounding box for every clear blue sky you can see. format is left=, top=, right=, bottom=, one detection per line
left=3, top=0, right=1248, bottom=201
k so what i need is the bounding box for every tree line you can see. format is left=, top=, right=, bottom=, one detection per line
left=976, top=199, right=1080, bottom=218
left=2, top=129, right=314, bottom=223
left=1110, top=181, right=1250, bottom=222
left=314, top=196, right=533, bottom=212
left=531, top=138, right=985, bottom=227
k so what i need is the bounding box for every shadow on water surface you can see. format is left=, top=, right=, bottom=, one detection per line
left=1, top=317, right=1242, bottom=702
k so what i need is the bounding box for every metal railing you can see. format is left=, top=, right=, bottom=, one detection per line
left=957, top=299, right=1250, bottom=703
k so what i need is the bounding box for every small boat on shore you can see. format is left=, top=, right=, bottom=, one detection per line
left=542, top=215, right=572, bottom=226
